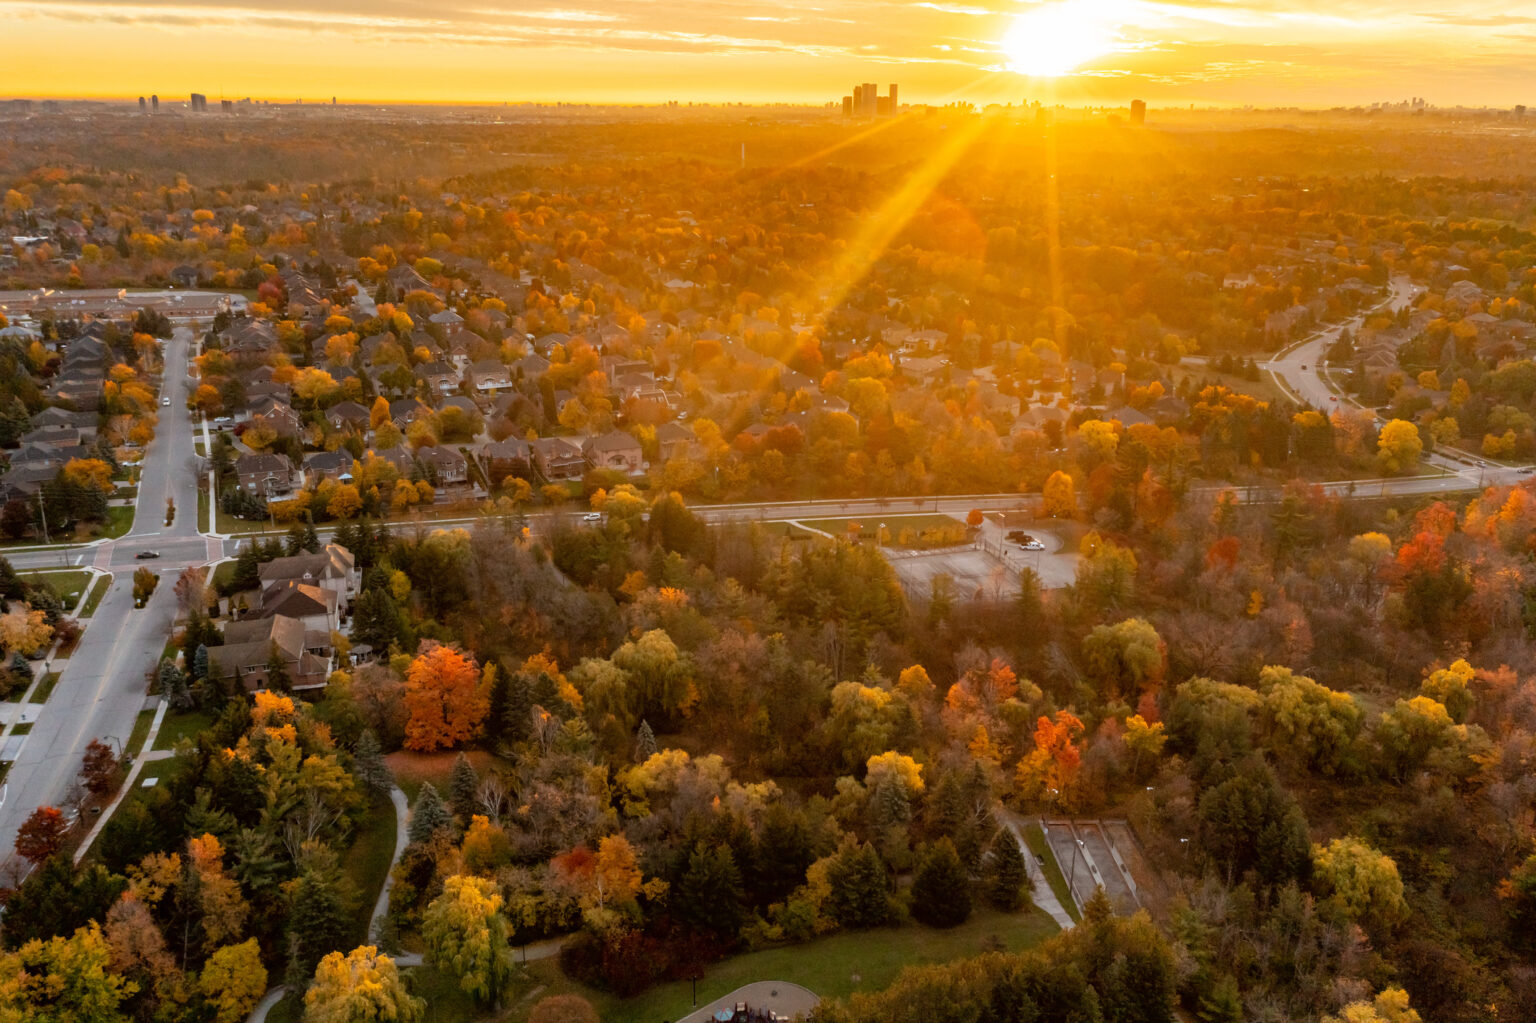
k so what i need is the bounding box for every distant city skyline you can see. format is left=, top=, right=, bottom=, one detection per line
left=2, top=0, right=1534, bottom=108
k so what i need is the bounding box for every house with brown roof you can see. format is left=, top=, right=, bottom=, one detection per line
left=257, top=579, right=340, bottom=633
left=583, top=430, right=644, bottom=475
left=234, top=453, right=301, bottom=495
left=532, top=437, right=587, bottom=480
left=208, top=614, right=331, bottom=691
left=257, top=543, right=359, bottom=604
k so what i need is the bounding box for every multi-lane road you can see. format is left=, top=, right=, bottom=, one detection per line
left=0, top=327, right=211, bottom=868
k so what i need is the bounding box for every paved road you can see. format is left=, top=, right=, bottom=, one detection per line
left=0, top=327, right=208, bottom=869
left=1264, top=275, right=1421, bottom=412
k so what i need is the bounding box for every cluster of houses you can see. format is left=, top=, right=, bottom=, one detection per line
left=206, top=542, right=358, bottom=691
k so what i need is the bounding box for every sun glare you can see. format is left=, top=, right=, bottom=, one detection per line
left=1002, top=0, right=1126, bottom=78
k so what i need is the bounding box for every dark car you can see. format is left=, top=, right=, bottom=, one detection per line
left=135, top=550, right=160, bottom=559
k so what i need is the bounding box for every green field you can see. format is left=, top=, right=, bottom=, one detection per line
left=28, top=672, right=60, bottom=705
left=21, top=570, right=93, bottom=609
left=124, top=707, right=156, bottom=758
left=797, top=512, right=964, bottom=542
left=509, top=906, right=1059, bottom=1023
left=340, top=793, right=400, bottom=947
left=152, top=709, right=214, bottom=750
left=80, top=574, right=112, bottom=617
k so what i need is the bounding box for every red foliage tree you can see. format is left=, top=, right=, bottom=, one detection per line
left=15, top=806, right=68, bottom=865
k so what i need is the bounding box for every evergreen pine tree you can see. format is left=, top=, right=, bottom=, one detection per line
left=983, top=828, right=1031, bottom=912
left=159, top=659, right=193, bottom=710
left=634, top=719, right=657, bottom=762
left=230, top=546, right=262, bottom=592
left=284, top=849, right=352, bottom=992
left=503, top=671, right=534, bottom=743
left=449, top=753, right=479, bottom=825
left=353, top=730, right=392, bottom=793
left=407, top=782, right=453, bottom=845
left=911, top=838, right=972, bottom=928
left=193, top=643, right=210, bottom=682
left=300, top=521, right=320, bottom=553
left=826, top=841, right=890, bottom=929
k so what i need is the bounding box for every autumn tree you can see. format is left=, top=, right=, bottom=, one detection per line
left=403, top=642, right=487, bottom=752
left=422, top=875, right=511, bottom=1008
left=1014, top=712, right=1084, bottom=807
left=1312, top=836, right=1408, bottom=930
left=15, top=806, right=68, bottom=865
left=79, top=739, right=120, bottom=795
left=304, top=945, right=424, bottom=1023
left=1375, top=418, right=1423, bottom=475
left=529, top=994, right=600, bottom=1023
left=1320, top=987, right=1422, bottom=1023
left=0, top=605, right=52, bottom=656
left=1041, top=470, right=1076, bottom=518
left=199, top=937, right=267, bottom=1023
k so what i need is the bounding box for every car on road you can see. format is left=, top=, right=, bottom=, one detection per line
left=1329, top=396, right=1338, bottom=402
left=1300, top=364, right=1307, bottom=370
left=135, top=551, right=160, bottom=559
left=161, top=397, right=171, bottom=406
left=581, top=512, right=602, bottom=522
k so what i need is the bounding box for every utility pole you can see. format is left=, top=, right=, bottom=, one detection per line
left=36, top=490, right=50, bottom=544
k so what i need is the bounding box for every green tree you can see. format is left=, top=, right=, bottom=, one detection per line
left=448, top=752, right=479, bottom=826
left=352, top=730, right=391, bottom=794
left=982, top=828, right=1030, bottom=912
left=422, top=875, right=511, bottom=1008
left=911, top=838, right=972, bottom=928
left=407, top=782, right=453, bottom=845
left=825, top=841, right=890, bottom=929
left=674, top=843, right=744, bottom=938
left=285, top=848, right=353, bottom=992
left=1196, top=760, right=1311, bottom=888
left=0, top=922, right=135, bottom=1023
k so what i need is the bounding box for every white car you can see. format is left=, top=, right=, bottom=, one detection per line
left=161, top=397, right=171, bottom=406
left=582, top=512, right=602, bottom=522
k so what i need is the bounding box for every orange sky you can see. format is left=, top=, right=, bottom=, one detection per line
left=2, top=0, right=1533, bottom=108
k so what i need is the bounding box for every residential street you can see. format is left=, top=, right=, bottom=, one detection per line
left=0, top=327, right=208, bottom=869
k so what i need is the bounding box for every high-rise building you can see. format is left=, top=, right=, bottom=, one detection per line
left=842, top=95, right=854, bottom=116
left=863, top=83, right=877, bottom=116
left=1130, top=99, right=1146, bottom=125
left=190, top=93, right=207, bottom=112
left=138, top=96, right=146, bottom=114
left=853, top=85, right=864, bottom=115
left=840, top=83, right=900, bottom=117
left=889, top=84, right=898, bottom=111
left=221, top=99, right=233, bottom=113
left=150, top=94, right=159, bottom=113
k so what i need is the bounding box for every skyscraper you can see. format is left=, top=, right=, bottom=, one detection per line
left=863, top=83, right=877, bottom=116
left=190, top=93, right=207, bottom=112
left=150, top=94, right=158, bottom=113
left=138, top=96, right=146, bottom=114
left=889, top=84, right=898, bottom=112
left=1130, top=99, right=1146, bottom=125
left=853, top=84, right=864, bottom=116
left=842, top=95, right=854, bottom=116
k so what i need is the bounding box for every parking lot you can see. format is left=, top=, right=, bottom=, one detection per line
left=883, top=524, right=1078, bottom=599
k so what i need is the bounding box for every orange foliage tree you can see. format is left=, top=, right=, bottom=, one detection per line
left=404, top=642, right=488, bottom=752
left=1013, top=711, right=1085, bottom=807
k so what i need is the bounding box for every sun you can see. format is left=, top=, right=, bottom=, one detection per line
left=1002, top=0, right=1126, bottom=78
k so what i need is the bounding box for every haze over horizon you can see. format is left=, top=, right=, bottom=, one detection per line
left=3, top=0, right=1534, bottom=109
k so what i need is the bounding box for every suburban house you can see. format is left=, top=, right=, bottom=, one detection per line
left=470, top=360, right=512, bottom=392
left=246, top=396, right=302, bottom=438
left=531, top=437, right=587, bottom=480
left=256, top=579, right=340, bottom=634
left=479, top=438, right=531, bottom=482
left=415, top=445, right=468, bottom=485
left=302, top=449, right=355, bottom=484
left=325, top=400, right=371, bottom=432
left=583, top=430, right=644, bottom=475
left=207, top=615, right=331, bottom=692
left=257, top=543, right=359, bottom=605
left=234, top=453, right=302, bottom=495
left=388, top=398, right=432, bottom=428
left=654, top=422, right=697, bottom=463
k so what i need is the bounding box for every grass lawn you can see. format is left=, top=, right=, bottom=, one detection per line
left=197, top=489, right=209, bottom=533
left=12, top=722, right=31, bottom=736
left=340, top=792, right=400, bottom=947
left=211, top=560, right=237, bottom=593
left=81, top=574, right=112, bottom=618
left=124, top=707, right=155, bottom=758
left=798, top=513, right=965, bottom=545
left=512, top=906, right=1059, bottom=1023
left=21, top=570, right=93, bottom=608
left=384, top=749, right=505, bottom=803
left=1023, top=823, right=1081, bottom=924
left=103, top=505, right=135, bottom=538
left=152, top=709, right=214, bottom=750
left=28, top=672, right=60, bottom=705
